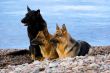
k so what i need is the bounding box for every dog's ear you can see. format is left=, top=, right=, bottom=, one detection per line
left=37, top=9, right=40, bottom=13
left=36, top=9, right=40, bottom=14
left=56, top=24, right=60, bottom=30
left=27, top=6, right=31, bottom=12
left=37, top=31, right=45, bottom=38
left=62, top=24, right=67, bottom=34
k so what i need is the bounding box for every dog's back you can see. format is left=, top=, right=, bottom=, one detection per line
left=77, top=40, right=91, bottom=56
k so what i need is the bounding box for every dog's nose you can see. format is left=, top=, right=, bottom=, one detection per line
left=50, top=38, right=58, bottom=43
left=50, top=38, right=54, bottom=42
left=31, top=39, right=36, bottom=45
left=31, top=39, right=41, bottom=45
left=21, top=18, right=25, bottom=23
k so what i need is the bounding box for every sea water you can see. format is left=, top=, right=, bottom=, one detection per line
left=0, top=0, right=110, bottom=48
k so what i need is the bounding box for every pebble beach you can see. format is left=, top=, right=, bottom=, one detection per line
left=0, top=46, right=110, bottom=73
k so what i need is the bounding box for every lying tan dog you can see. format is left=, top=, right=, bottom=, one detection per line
left=50, top=24, right=91, bottom=58
left=31, top=29, right=58, bottom=60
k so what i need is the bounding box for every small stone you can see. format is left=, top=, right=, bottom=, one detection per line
left=49, top=62, right=58, bottom=68
left=88, top=63, right=100, bottom=70
left=33, top=61, right=41, bottom=65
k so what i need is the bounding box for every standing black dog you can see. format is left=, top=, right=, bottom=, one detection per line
left=21, top=6, right=47, bottom=60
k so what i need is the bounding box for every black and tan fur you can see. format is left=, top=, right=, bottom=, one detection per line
left=31, top=29, right=58, bottom=60
left=50, top=24, right=91, bottom=58
left=21, top=6, right=47, bottom=60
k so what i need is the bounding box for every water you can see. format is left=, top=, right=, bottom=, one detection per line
left=0, top=0, right=110, bottom=48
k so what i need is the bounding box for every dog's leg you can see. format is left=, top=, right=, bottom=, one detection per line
left=29, top=45, right=36, bottom=60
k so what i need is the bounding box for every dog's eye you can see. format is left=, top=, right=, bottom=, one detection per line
left=56, top=34, right=58, bottom=36
left=26, top=14, right=29, bottom=16
left=56, top=34, right=62, bottom=38
left=26, top=13, right=33, bottom=17
left=42, top=39, right=45, bottom=42
left=56, top=34, right=59, bottom=37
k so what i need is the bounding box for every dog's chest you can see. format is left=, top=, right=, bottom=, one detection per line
left=27, top=26, right=39, bottom=40
left=40, top=44, right=51, bottom=58
left=56, top=43, right=67, bottom=58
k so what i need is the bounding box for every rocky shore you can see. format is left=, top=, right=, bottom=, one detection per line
left=0, top=46, right=110, bottom=73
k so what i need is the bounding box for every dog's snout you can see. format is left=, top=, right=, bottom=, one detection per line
left=31, top=39, right=42, bottom=45
left=21, top=18, right=25, bottom=23
left=31, top=39, right=36, bottom=44
left=50, top=38, right=58, bottom=43
left=50, top=38, right=54, bottom=42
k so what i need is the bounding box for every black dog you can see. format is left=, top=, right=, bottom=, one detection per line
left=21, top=6, right=47, bottom=60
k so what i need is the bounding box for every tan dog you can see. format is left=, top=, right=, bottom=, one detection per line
left=31, top=30, right=58, bottom=60
left=50, top=24, right=91, bottom=58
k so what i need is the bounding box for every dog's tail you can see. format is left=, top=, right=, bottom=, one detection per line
left=6, top=49, right=30, bottom=56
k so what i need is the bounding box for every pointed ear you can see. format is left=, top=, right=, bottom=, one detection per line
left=37, top=9, right=40, bottom=13
left=62, top=24, right=67, bottom=31
left=56, top=24, right=60, bottom=30
left=27, top=5, right=31, bottom=12
left=62, top=24, right=67, bottom=34
left=36, top=9, right=40, bottom=14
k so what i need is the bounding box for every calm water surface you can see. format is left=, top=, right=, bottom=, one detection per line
left=0, top=0, right=110, bottom=48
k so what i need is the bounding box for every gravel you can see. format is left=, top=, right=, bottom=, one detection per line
left=0, top=54, right=110, bottom=73
left=0, top=46, right=110, bottom=73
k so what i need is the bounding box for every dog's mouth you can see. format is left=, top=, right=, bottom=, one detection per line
left=31, top=42, right=43, bottom=46
left=31, top=41, right=39, bottom=45
left=31, top=41, right=38, bottom=45
left=21, top=19, right=28, bottom=26
left=31, top=40, right=43, bottom=45
left=31, top=43, right=37, bottom=45
left=50, top=38, right=59, bottom=43
left=23, top=23, right=28, bottom=26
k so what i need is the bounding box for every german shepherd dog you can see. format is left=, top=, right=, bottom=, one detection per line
left=50, top=24, right=91, bottom=58
left=21, top=6, right=47, bottom=60
left=31, top=29, right=58, bottom=60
